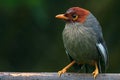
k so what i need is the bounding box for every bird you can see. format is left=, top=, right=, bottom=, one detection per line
left=55, top=7, right=108, bottom=79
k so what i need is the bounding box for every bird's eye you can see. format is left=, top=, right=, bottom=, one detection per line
left=72, top=14, right=78, bottom=20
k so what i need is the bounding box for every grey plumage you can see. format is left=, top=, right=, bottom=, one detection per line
left=55, top=7, right=108, bottom=78
left=62, top=13, right=108, bottom=73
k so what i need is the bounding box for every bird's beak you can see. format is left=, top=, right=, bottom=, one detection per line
left=55, top=14, right=68, bottom=20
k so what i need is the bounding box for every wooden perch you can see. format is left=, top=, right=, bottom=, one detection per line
left=0, top=72, right=119, bottom=80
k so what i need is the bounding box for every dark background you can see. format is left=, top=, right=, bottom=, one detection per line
left=0, top=0, right=119, bottom=73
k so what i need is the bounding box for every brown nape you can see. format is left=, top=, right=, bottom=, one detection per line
left=65, top=7, right=90, bottom=23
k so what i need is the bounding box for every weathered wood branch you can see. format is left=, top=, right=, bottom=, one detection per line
left=0, top=72, right=119, bottom=80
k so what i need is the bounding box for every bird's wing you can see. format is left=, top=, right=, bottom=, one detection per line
left=96, top=42, right=108, bottom=72
left=65, top=50, right=83, bottom=72
left=92, top=19, right=108, bottom=72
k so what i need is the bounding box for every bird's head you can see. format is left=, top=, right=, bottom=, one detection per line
left=56, top=7, right=90, bottom=23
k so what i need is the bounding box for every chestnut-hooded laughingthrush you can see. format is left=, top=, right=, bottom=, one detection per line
left=55, top=7, right=108, bottom=78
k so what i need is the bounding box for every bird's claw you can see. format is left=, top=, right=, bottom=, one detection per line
left=92, top=69, right=99, bottom=79
left=58, top=69, right=66, bottom=77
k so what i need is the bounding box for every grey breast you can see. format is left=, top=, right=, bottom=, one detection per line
left=62, top=22, right=98, bottom=63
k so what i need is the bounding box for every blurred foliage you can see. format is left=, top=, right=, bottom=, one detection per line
left=0, top=0, right=119, bottom=73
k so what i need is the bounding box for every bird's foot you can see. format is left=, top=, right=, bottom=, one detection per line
left=58, top=61, right=75, bottom=77
left=58, top=69, right=66, bottom=77
left=92, top=69, right=99, bottom=79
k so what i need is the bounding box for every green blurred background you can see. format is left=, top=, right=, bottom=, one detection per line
left=0, top=0, right=119, bottom=73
